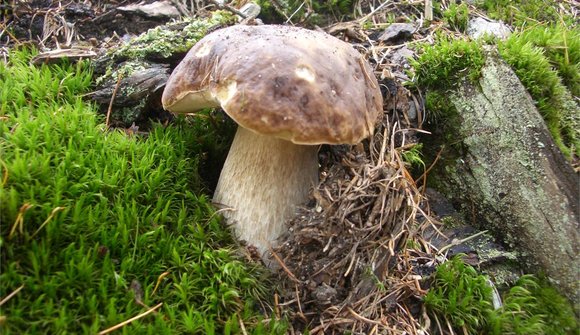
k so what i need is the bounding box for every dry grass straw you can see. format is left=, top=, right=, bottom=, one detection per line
left=274, top=109, right=440, bottom=333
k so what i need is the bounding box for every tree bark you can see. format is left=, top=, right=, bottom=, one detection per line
left=426, top=51, right=579, bottom=303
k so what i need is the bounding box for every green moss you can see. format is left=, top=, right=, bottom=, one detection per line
left=421, top=91, right=466, bottom=176
left=440, top=216, right=462, bottom=228
left=93, top=11, right=236, bottom=126
left=0, top=48, right=285, bottom=334
left=478, top=0, right=574, bottom=26
left=95, top=11, right=235, bottom=87
left=400, top=143, right=425, bottom=170
left=498, top=24, right=579, bottom=158
left=253, top=0, right=282, bottom=23
left=523, top=277, right=577, bottom=334
left=113, top=11, right=235, bottom=61
left=488, top=276, right=578, bottom=335
left=256, top=0, right=354, bottom=25
left=443, top=2, right=469, bottom=33
left=412, top=26, right=578, bottom=158
left=410, top=36, right=485, bottom=90
left=426, top=257, right=578, bottom=335
left=424, top=90, right=459, bottom=125
left=425, top=256, right=494, bottom=333
left=511, top=23, right=579, bottom=98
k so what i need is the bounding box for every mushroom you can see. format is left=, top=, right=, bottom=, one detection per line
left=162, top=25, right=382, bottom=258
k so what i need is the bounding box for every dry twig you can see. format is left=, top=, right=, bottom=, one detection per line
left=98, top=303, right=163, bottom=335
left=105, top=74, right=122, bottom=129
left=0, top=285, right=24, bottom=307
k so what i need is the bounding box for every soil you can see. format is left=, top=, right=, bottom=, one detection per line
left=4, top=0, right=176, bottom=48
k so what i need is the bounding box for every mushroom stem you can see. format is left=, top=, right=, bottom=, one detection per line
left=213, top=126, right=319, bottom=257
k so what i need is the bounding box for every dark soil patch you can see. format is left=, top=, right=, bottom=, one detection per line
left=4, top=0, right=177, bottom=48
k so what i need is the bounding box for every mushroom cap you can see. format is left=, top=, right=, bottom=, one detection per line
left=162, top=24, right=383, bottom=145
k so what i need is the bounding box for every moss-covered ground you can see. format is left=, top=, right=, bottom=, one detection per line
left=1, top=0, right=578, bottom=333
left=426, top=257, right=577, bottom=335
left=0, top=48, right=286, bottom=334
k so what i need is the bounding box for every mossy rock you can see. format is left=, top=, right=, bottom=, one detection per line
left=90, top=11, right=235, bottom=127
left=412, top=26, right=578, bottom=159
left=419, top=48, right=579, bottom=304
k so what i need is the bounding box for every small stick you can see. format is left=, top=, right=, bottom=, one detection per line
left=0, top=285, right=24, bottom=306
left=416, top=145, right=444, bottom=190
left=359, top=56, right=377, bottom=89
left=347, top=306, right=384, bottom=326
left=151, top=271, right=170, bottom=296
left=105, top=74, right=122, bottom=129
left=274, top=293, right=280, bottom=319
left=421, top=304, right=431, bottom=331
left=98, top=303, right=163, bottom=335
left=8, top=203, right=33, bottom=239
left=209, top=0, right=248, bottom=19
left=269, top=248, right=300, bottom=283
left=237, top=313, right=248, bottom=335
left=424, top=0, right=433, bottom=21
left=31, top=206, right=66, bottom=238
left=294, top=284, right=307, bottom=322
left=0, top=159, right=9, bottom=186
left=357, top=0, right=392, bottom=23
left=0, top=22, right=21, bottom=45
left=438, top=230, right=489, bottom=255
left=309, top=318, right=355, bottom=334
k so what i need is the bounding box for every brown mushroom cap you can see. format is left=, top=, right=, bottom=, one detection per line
left=162, top=24, right=383, bottom=145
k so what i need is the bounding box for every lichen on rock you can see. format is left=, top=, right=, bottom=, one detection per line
left=423, top=49, right=579, bottom=303
left=90, top=11, right=235, bottom=127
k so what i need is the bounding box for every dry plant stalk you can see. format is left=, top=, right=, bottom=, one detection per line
left=38, top=6, right=78, bottom=48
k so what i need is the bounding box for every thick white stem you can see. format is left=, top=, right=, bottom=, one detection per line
left=213, top=127, right=319, bottom=257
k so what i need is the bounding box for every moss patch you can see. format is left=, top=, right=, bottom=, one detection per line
left=478, top=0, right=574, bottom=26
left=426, top=257, right=578, bottom=335
left=443, top=2, right=469, bottom=33
left=511, top=24, right=580, bottom=97
left=114, top=11, right=234, bottom=62
left=487, top=275, right=578, bottom=335
left=410, top=36, right=485, bottom=90
left=0, top=48, right=285, bottom=334
left=425, top=257, right=494, bottom=333
left=95, top=11, right=235, bottom=86
left=412, top=28, right=578, bottom=159
left=498, top=23, right=579, bottom=158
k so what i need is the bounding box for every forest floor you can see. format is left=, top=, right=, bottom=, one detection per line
left=1, top=0, right=578, bottom=334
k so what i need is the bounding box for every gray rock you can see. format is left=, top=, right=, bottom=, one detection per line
left=118, top=1, right=180, bottom=19
left=407, top=101, right=417, bottom=120
left=313, top=284, right=337, bottom=305
left=391, top=46, right=415, bottom=65
left=425, top=49, right=579, bottom=303
left=378, top=23, right=415, bottom=43
left=467, top=17, right=511, bottom=40
left=240, top=2, right=261, bottom=19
